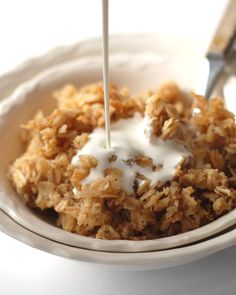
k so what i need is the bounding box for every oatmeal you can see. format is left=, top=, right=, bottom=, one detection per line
left=8, top=82, right=236, bottom=240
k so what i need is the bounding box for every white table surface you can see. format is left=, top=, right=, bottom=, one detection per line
left=0, top=0, right=235, bottom=294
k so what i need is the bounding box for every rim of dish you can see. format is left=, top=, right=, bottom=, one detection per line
left=0, top=33, right=206, bottom=101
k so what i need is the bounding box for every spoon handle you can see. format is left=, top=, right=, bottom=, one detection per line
left=207, top=0, right=236, bottom=58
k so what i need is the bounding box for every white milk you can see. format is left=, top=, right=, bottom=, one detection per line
left=102, top=0, right=111, bottom=149
left=72, top=0, right=190, bottom=194
left=72, top=113, right=189, bottom=193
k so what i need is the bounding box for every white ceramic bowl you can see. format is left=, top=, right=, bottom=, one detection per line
left=1, top=34, right=236, bottom=267
left=1, top=52, right=236, bottom=253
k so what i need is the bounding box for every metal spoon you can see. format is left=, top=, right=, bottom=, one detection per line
left=205, top=0, right=236, bottom=99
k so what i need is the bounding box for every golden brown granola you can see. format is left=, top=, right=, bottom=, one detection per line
left=8, top=82, right=236, bottom=240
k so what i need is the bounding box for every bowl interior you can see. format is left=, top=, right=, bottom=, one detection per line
left=2, top=52, right=233, bottom=253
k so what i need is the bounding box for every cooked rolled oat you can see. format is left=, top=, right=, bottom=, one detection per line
left=8, top=82, right=236, bottom=240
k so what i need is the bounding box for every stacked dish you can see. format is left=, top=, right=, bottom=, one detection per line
left=1, top=34, right=236, bottom=271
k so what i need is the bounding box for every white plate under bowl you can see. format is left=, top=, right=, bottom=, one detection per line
left=0, top=44, right=236, bottom=253
left=1, top=208, right=236, bottom=271
left=0, top=34, right=236, bottom=268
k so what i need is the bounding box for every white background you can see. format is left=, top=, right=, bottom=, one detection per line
left=1, top=0, right=235, bottom=294
left=0, top=0, right=229, bottom=74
